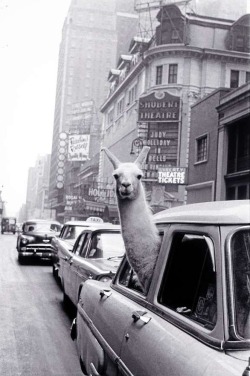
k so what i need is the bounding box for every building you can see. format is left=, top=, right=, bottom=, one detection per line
left=98, top=5, right=250, bottom=213
left=186, top=83, right=250, bottom=202
left=48, top=0, right=138, bottom=222
left=26, top=155, right=52, bottom=219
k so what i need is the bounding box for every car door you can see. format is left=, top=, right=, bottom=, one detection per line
left=118, top=224, right=228, bottom=376
left=67, top=232, right=91, bottom=306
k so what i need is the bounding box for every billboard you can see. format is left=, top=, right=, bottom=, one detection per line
left=158, top=167, right=187, bottom=185
left=68, top=134, right=90, bottom=161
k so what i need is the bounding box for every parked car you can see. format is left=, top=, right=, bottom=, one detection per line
left=1, top=217, right=16, bottom=234
left=52, top=217, right=108, bottom=279
left=16, top=219, right=61, bottom=263
left=61, top=224, right=125, bottom=308
left=71, top=200, right=250, bottom=376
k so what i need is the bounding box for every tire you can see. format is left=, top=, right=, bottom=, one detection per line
left=79, top=357, right=88, bottom=375
left=18, top=253, right=24, bottom=264
left=52, top=264, right=57, bottom=278
left=63, top=290, right=70, bottom=308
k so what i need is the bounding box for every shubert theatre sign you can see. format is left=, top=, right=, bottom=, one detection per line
left=138, top=91, right=181, bottom=179
left=138, top=91, right=180, bottom=122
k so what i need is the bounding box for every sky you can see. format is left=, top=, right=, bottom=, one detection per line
left=0, top=0, right=71, bottom=216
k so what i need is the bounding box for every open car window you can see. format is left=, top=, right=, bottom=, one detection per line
left=231, top=229, right=250, bottom=339
left=118, top=259, right=145, bottom=294
left=158, top=232, right=217, bottom=330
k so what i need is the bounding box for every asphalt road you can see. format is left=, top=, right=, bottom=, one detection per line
left=0, top=233, right=83, bottom=376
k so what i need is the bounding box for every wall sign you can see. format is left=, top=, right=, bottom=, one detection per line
left=138, top=91, right=180, bottom=122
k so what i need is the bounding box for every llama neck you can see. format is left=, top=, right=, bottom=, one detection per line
left=117, top=192, right=155, bottom=237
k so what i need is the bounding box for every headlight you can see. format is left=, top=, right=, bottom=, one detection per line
left=21, top=236, right=35, bottom=244
left=98, top=275, right=113, bottom=283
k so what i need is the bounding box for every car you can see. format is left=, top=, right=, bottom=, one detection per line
left=1, top=217, right=17, bottom=234
left=61, top=224, right=125, bottom=308
left=16, top=219, right=61, bottom=263
left=71, top=200, right=250, bottom=376
left=52, top=217, right=109, bottom=279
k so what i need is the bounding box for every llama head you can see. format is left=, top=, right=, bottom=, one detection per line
left=102, top=146, right=150, bottom=200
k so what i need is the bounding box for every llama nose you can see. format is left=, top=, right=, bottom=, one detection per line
left=122, top=182, right=131, bottom=188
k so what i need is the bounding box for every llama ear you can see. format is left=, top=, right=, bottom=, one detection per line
left=135, top=146, right=150, bottom=167
left=102, top=147, right=121, bottom=169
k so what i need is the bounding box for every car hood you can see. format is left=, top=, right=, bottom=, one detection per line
left=86, top=257, right=123, bottom=273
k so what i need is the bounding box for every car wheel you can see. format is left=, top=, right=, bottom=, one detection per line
left=52, top=264, right=58, bottom=278
left=18, top=254, right=24, bottom=264
left=63, top=290, right=70, bottom=307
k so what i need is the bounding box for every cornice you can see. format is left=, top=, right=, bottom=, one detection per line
left=100, top=44, right=250, bottom=113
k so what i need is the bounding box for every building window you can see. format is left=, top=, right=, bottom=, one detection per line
left=107, top=108, right=114, bottom=126
left=196, top=135, right=208, bottom=163
left=117, top=97, right=125, bottom=116
left=156, top=65, right=163, bottom=85
left=246, top=72, right=250, bottom=83
left=230, top=70, right=239, bottom=88
left=168, top=64, right=178, bottom=84
left=236, top=35, right=244, bottom=50
left=171, top=29, right=180, bottom=43
left=127, top=84, right=137, bottom=106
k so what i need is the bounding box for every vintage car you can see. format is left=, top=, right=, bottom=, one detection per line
left=1, top=217, right=17, bottom=234
left=16, top=219, right=61, bottom=263
left=71, top=200, right=250, bottom=376
left=61, top=224, right=125, bottom=308
left=52, top=220, right=95, bottom=279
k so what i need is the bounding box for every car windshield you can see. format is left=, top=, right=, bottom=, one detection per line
left=231, top=229, right=250, bottom=339
left=24, top=222, right=61, bottom=233
left=89, top=232, right=125, bottom=259
left=62, top=225, right=87, bottom=240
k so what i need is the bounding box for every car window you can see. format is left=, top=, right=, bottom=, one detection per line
left=158, top=232, right=217, bottom=330
left=23, top=222, right=61, bottom=232
left=119, top=259, right=144, bottom=294
left=231, top=229, right=250, bottom=339
left=74, top=233, right=88, bottom=256
left=87, top=232, right=125, bottom=259
left=80, top=233, right=92, bottom=257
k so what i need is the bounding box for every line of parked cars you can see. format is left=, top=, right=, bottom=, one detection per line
left=16, top=201, right=250, bottom=376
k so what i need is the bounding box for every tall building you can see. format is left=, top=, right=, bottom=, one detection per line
left=26, top=155, right=52, bottom=219
left=49, top=0, right=138, bottom=221
left=98, top=4, right=250, bottom=215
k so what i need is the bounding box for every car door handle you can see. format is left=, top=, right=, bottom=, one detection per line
left=132, top=310, right=151, bottom=324
left=100, top=289, right=112, bottom=298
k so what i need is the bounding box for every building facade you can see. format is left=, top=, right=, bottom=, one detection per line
left=48, top=0, right=138, bottom=222
left=99, top=5, right=250, bottom=212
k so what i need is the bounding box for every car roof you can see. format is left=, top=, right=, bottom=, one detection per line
left=154, top=200, right=250, bottom=225
left=63, top=220, right=112, bottom=226
left=24, top=219, right=61, bottom=224
left=79, top=224, right=121, bottom=232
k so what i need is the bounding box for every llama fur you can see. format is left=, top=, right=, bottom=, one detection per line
left=102, top=146, right=161, bottom=292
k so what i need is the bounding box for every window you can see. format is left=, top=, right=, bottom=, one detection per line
left=158, top=233, right=216, bottom=329
left=156, top=65, right=163, bottom=85
left=246, top=72, right=250, bottom=83
left=196, top=135, right=208, bottom=163
left=88, top=232, right=125, bottom=259
left=107, top=108, right=114, bottom=126
left=74, top=233, right=87, bottom=256
left=171, top=29, right=180, bottom=43
left=119, top=260, right=144, bottom=293
left=231, top=229, right=250, bottom=339
left=168, top=64, right=178, bottom=84
left=117, top=97, right=125, bottom=116
left=230, top=70, right=239, bottom=88
left=128, top=84, right=137, bottom=106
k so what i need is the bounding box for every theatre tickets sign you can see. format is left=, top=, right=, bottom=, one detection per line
left=138, top=91, right=180, bottom=122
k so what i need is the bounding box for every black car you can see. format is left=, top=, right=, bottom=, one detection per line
left=16, top=219, right=61, bottom=263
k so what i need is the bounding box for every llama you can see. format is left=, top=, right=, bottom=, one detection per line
left=102, top=146, right=161, bottom=292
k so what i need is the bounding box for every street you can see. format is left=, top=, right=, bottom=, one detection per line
left=0, top=234, right=83, bottom=376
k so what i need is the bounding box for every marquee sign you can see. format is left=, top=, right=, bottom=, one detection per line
left=138, top=91, right=180, bottom=122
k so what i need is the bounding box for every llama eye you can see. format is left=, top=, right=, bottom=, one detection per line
left=137, top=174, right=142, bottom=180
left=113, top=174, right=119, bottom=180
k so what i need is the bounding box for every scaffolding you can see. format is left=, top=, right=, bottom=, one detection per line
left=134, top=0, right=194, bottom=40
